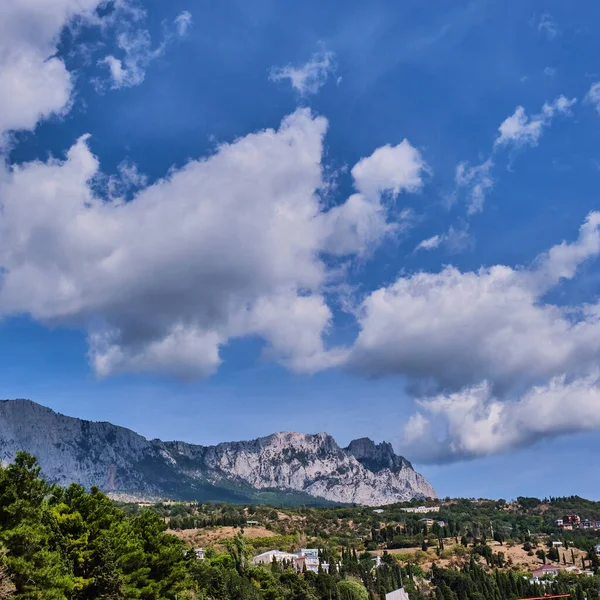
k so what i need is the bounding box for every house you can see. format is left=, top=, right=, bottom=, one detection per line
left=246, top=520, right=260, bottom=526
left=385, top=588, right=411, bottom=600
left=252, top=550, right=297, bottom=566
left=531, top=564, right=560, bottom=579
left=436, top=520, right=447, bottom=528
left=563, top=514, right=581, bottom=526
left=595, top=521, right=600, bottom=529
left=554, top=518, right=563, bottom=527
left=595, top=544, right=600, bottom=554
left=294, top=555, right=319, bottom=573
left=419, top=518, right=435, bottom=528
left=552, top=541, right=564, bottom=548
left=254, top=548, right=323, bottom=573
left=580, top=519, right=593, bottom=529
left=294, top=549, right=320, bottom=574
left=373, top=509, right=385, bottom=514
left=195, top=548, right=205, bottom=561
left=372, top=556, right=382, bottom=568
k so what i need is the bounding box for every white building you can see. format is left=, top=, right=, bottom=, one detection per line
left=295, top=549, right=320, bottom=573
left=386, top=588, right=410, bottom=600
left=252, top=550, right=297, bottom=566
left=253, top=548, right=323, bottom=573
left=400, top=506, right=440, bottom=514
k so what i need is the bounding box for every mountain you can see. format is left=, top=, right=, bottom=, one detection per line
left=0, top=399, right=436, bottom=506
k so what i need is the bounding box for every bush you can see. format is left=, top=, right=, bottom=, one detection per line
left=337, top=580, right=369, bottom=600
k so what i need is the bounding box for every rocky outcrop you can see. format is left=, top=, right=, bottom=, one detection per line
left=345, top=437, right=413, bottom=472
left=0, top=399, right=437, bottom=506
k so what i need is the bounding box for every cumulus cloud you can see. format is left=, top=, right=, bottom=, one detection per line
left=351, top=141, right=428, bottom=198
left=349, top=211, right=600, bottom=392
left=269, top=50, right=336, bottom=96
left=495, top=95, right=576, bottom=149
left=400, top=374, right=600, bottom=464
left=0, top=109, right=426, bottom=378
left=348, top=212, right=600, bottom=463
left=0, top=0, right=103, bottom=139
left=321, top=141, right=428, bottom=256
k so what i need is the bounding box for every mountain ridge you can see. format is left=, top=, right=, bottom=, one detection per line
left=0, top=399, right=436, bottom=506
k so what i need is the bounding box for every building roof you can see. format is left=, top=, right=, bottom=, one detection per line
left=386, top=588, right=411, bottom=600
left=254, top=550, right=295, bottom=560
left=532, top=564, right=560, bottom=576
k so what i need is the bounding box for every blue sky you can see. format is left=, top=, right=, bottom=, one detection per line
left=2, top=0, right=600, bottom=500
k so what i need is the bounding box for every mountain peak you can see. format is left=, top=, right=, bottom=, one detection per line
left=345, top=437, right=413, bottom=472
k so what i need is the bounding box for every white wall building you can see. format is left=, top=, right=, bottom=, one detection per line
left=295, top=549, right=320, bottom=573
left=400, top=506, right=440, bottom=514
left=252, top=550, right=297, bottom=565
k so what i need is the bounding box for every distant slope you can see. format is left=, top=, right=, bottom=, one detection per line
left=0, top=399, right=436, bottom=506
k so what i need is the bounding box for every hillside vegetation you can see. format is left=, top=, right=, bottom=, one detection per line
left=2, top=452, right=600, bottom=599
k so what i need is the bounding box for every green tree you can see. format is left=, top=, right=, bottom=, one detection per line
left=337, top=580, right=369, bottom=600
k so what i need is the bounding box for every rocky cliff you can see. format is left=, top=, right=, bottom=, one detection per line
left=0, top=399, right=436, bottom=506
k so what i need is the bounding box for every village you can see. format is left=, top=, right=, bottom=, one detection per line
left=194, top=544, right=411, bottom=600
left=555, top=514, right=600, bottom=531
left=181, top=504, right=600, bottom=600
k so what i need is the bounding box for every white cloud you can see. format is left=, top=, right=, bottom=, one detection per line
left=349, top=212, right=600, bottom=462
left=455, top=159, right=493, bottom=215
left=351, top=141, right=428, bottom=199
left=414, top=225, right=472, bottom=254
left=544, top=67, right=556, bottom=77
left=454, top=96, right=576, bottom=214
left=0, top=109, right=425, bottom=378
left=97, top=6, right=191, bottom=90
left=321, top=141, right=428, bottom=256
left=584, top=82, right=600, bottom=114
left=537, top=13, right=560, bottom=40
left=0, top=0, right=103, bottom=140
left=348, top=212, right=600, bottom=392
left=98, top=28, right=166, bottom=90
left=269, top=50, right=336, bottom=96
left=443, top=225, right=473, bottom=253
left=174, top=11, right=192, bottom=36
left=400, top=374, right=600, bottom=463
left=495, top=95, right=576, bottom=149
left=414, top=235, right=442, bottom=252
left=99, top=160, right=148, bottom=200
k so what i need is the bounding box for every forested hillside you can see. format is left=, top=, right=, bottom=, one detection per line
left=2, top=453, right=600, bottom=599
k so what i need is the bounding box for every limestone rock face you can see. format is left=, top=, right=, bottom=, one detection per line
left=0, top=399, right=437, bottom=506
